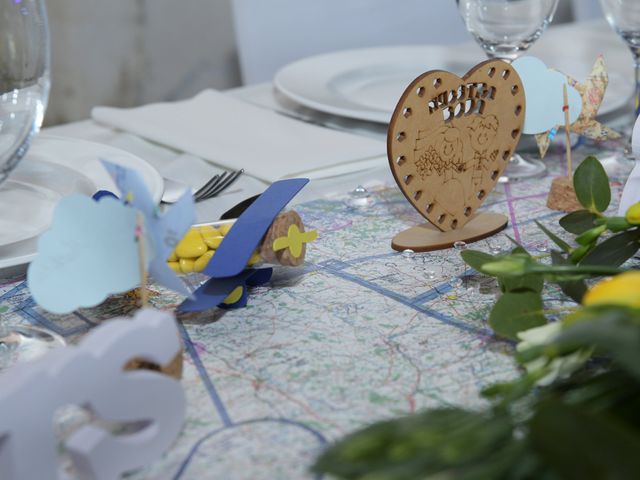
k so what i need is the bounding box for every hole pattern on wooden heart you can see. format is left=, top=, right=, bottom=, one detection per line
left=388, top=60, right=525, bottom=232
left=396, top=132, right=406, bottom=142
left=417, top=87, right=425, bottom=97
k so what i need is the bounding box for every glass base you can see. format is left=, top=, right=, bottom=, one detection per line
left=0, top=325, right=65, bottom=371
left=499, top=154, right=546, bottom=183
left=575, top=141, right=636, bottom=177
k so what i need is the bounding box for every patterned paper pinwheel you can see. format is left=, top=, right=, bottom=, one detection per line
left=535, top=55, right=622, bottom=158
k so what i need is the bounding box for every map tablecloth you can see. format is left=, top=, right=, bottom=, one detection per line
left=0, top=155, right=629, bottom=479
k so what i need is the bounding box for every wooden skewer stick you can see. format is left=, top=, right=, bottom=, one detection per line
left=563, top=83, right=573, bottom=177
left=136, top=211, right=149, bottom=308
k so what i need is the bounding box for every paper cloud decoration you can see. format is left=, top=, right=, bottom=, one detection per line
left=101, top=160, right=195, bottom=297
left=27, top=195, right=151, bottom=314
left=512, top=56, right=582, bottom=135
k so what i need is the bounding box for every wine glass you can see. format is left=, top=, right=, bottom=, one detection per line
left=0, top=0, right=64, bottom=370
left=600, top=0, right=640, bottom=162
left=456, top=0, right=560, bottom=181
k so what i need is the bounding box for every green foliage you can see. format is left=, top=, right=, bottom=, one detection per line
left=460, top=250, right=495, bottom=272
left=535, top=221, right=571, bottom=253
left=489, top=291, right=546, bottom=340
left=550, top=251, right=586, bottom=303
left=313, top=307, right=640, bottom=480
left=312, top=156, right=640, bottom=479
left=580, top=230, right=640, bottom=267
left=530, top=399, right=640, bottom=480
left=573, top=156, right=611, bottom=213
left=559, top=210, right=599, bottom=234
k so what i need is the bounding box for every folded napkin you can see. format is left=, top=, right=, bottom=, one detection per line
left=92, top=90, right=386, bottom=183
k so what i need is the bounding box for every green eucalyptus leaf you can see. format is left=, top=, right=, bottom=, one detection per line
left=505, top=235, right=527, bottom=253
left=499, top=273, right=544, bottom=294
left=489, top=291, right=547, bottom=340
left=550, top=251, right=587, bottom=303
left=461, top=250, right=495, bottom=272
left=573, top=156, right=611, bottom=213
left=535, top=221, right=572, bottom=253
left=580, top=230, right=640, bottom=267
left=559, top=210, right=599, bottom=234
left=531, top=401, right=640, bottom=480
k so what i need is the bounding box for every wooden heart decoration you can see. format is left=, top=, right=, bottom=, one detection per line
left=388, top=59, right=525, bottom=232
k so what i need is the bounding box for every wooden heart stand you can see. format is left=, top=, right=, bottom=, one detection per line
left=388, top=59, right=526, bottom=252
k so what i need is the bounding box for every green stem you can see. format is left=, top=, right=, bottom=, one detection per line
left=528, top=265, right=624, bottom=276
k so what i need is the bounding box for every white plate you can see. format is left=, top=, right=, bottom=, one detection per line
left=0, top=135, right=164, bottom=271
left=275, top=42, right=634, bottom=124
left=0, top=162, right=94, bottom=246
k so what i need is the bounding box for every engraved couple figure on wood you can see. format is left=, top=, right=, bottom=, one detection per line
left=388, top=59, right=525, bottom=251
left=414, top=115, right=500, bottom=214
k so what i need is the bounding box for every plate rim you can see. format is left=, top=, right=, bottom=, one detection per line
left=274, top=44, right=633, bottom=124
left=0, top=135, right=164, bottom=271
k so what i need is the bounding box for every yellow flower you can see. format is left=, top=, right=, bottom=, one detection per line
left=582, top=271, right=640, bottom=308
left=626, top=202, right=640, bottom=225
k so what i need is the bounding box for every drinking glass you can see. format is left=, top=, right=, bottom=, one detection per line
left=1, top=0, right=64, bottom=370
left=456, top=0, right=560, bottom=181
left=600, top=0, right=640, bottom=160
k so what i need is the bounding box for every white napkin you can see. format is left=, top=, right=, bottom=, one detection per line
left=91, top=90, right=386, bottom=183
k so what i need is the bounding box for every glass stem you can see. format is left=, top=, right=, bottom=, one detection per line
left=633, top=47, right=640, bottom=120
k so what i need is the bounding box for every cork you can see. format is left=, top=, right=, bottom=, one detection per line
left=547, top=176, right=582, bottom=212
left=259, top=211, right=306, bottom=267
left=125, top=348, right=183, bottom=380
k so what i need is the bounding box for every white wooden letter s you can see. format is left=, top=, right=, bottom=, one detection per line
left=0, top=308, right=185, bottom=480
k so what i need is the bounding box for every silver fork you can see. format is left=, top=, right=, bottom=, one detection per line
left=193, top=169, right=243, bottom=202
left=162, top=169, right=243, bottom=204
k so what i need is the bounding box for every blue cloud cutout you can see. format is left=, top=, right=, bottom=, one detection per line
left=512, top=56, right=582, bottom=135
left=27, top=195, right=147, bottom=314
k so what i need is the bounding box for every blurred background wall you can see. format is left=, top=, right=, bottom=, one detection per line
left=45, top=0, right=587, bottom=125
left=47, top=0, right=239, bottom=124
